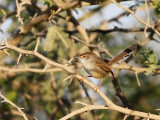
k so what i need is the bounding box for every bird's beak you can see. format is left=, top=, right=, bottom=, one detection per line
left=74, top=56, right=79, bottom=59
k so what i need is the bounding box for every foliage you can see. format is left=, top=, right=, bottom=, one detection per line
left=0, top=0, right=160, bottom=120
left=44, top=25, right=70, bottom=52
left=135, top=49, right=160, bottom=75
left=153, top=0, right=160, bottom=16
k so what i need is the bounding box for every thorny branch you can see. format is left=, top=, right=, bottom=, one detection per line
left=65, top=27, right=153, bottom=35
left=110, top=0, right=160, bottom=37
left=1, top=0, right=160, bottom=119
left=0, top=92, right=28, bottom=120
left=0, top=43, right=160, bottom=120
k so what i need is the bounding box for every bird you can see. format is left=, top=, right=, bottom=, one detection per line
left=76, top=44, right=137, bottom=91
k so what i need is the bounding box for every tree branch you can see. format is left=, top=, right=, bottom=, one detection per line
left=0, top=66, right=63, bottom=73
left=0, top=92, right=28, bottom=120
left=0, top=44, right=160, bottom=120
left=59, top=104, right=108, bottom=120
left=52, top=0, right=79, bottom=10
left=110, top=0, right=160, bottom=37
left=66, top=27, right=153, bottom=35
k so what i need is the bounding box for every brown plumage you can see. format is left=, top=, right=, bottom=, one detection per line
left=107, top=44, right=137, bottom=65
left=77, top=44, right=137, bottom=90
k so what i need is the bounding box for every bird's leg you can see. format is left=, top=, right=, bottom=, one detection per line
left=94, top=77, right=104, bottom=91
left=80, top=76, right=92, bottom=82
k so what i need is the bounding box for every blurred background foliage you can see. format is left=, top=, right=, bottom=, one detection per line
left=0, top=0, right=160, bottom=120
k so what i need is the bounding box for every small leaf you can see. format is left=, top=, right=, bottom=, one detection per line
left=153, top=0, right=160, bottom=15
left=145, top=68, right=152, bottom=75
left=6, top=90, right=17, bottom=102
left=148, top=53, right=158, bottom=64
left=44, top=26, right=56, bottom=51
left=44, top=25, right=70, bottom=52
left=135, top=49, right=159, bottom=75
left=145, top=64, right=157, bottom=75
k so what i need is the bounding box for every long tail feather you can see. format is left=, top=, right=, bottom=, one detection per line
left=107, top=44, right=137, bottom=65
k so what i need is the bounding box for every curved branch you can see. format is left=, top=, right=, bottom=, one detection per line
left=112, top=63, right=146, bottom=73
left=0, top=6, right=57, bottom=55
left=59, top=105, right=108, bottom=120
left=112, top=63, right=160, bottom=74
left=0, top=66, right=63, bottom=73
left=0, top=44, right=160, bottom=120
left=110, top=0, right=160, bottom=37
left=52, top=0, right=79, bottom=10
left=66, top=27, right=152, bottom=35
left=0, top=92, right=28, bottom=120
left=60, top=101, right=160, bottom=120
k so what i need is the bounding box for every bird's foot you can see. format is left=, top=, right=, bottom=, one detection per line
left=80, top=76, right=88, bottom=82
left=94, top=86, right=100, bottom=92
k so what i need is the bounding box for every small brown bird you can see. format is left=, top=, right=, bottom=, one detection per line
left=76, top=44, right=137, bottom=90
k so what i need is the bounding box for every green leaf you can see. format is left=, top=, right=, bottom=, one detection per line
left=158, top=60, right=160, bottom=69
left=40, top=80, right=54, bottom=101
left=145, top=68, right=152, bottom=75
left=153, top=0, right=160, bottom=15
left=6, top=90, right=17, bottom=102
left=44, top=25, right=70, bottom=52
left=135, top=49, right=159, bottom=75
left=148, top=53, right=158, bottom=64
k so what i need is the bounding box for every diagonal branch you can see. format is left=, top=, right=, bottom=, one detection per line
left=66, top=27, right=153, bottom=35
left=0, top=44, right=160, bottom=120
left=110, top=0, right=160, bottom=37
left=0, top=92, right=28, bottom=120
left=59, top=105, right=108, bottom=120
left=0, top=6, right=57, bottom=55
left=52, top=0, right=79, bottom=10
left=0, top=66, right=63, bottom=73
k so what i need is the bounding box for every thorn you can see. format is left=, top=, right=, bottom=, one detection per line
left=55, top=8, right=62, bottom=14
left=3, top=49, right=10, bottom=56
left=17, top=53, right=22, bottom=64
left=43, top=64, right=50, bottom=71
left=0, top=45, right=6, bottom=50
left=1, top=100, right=6, bottom=103
left=1, top=41, right=5, bottom=45
left=63, top=75, right=73, bottom=81
left=34, top=117, right=38, bottom=120
left=25, top=53, right=28, bottom=56
left=75, top=101, right=88, bottom=106
left=135, top=72, right=141, bottom=87
left=34, top=37, right=40, bottom=52
left=66, top=57, right=74, bottom=66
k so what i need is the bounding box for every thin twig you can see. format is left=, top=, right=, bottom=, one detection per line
left=0, top=66, right=62, bottom=73
left=0, top=92, right=28, bottom=120
left=34, top=37, right=40, bottom=52
left=17, top=53, right=22, bottom=64
left=63, top=75, right=73, bottom=81
left=135, top=72, right=141, bottom=87
left=59, top=105, right=108, bottom=120
left=144, top=0, right=150, bottom=37
left=66, top=27, right=152, bottom=35
left=110, top=0, right=160, bottom=36
left=1, top=44, right=160, bottom=120
left=123, top=114, right=129, bottom=120
left=75, top=101, right=88, bottom=106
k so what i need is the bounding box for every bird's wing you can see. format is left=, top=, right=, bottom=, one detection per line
left=96, top=60, right=114, bottom=76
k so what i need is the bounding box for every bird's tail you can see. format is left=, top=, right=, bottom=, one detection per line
left=107, top=44, right=137, bottom=65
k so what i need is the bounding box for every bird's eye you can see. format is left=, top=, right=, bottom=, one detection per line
left=83, top=56, right=86, bottom=58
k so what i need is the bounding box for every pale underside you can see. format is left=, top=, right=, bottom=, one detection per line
left=83, top=59, right=109, bottom=78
